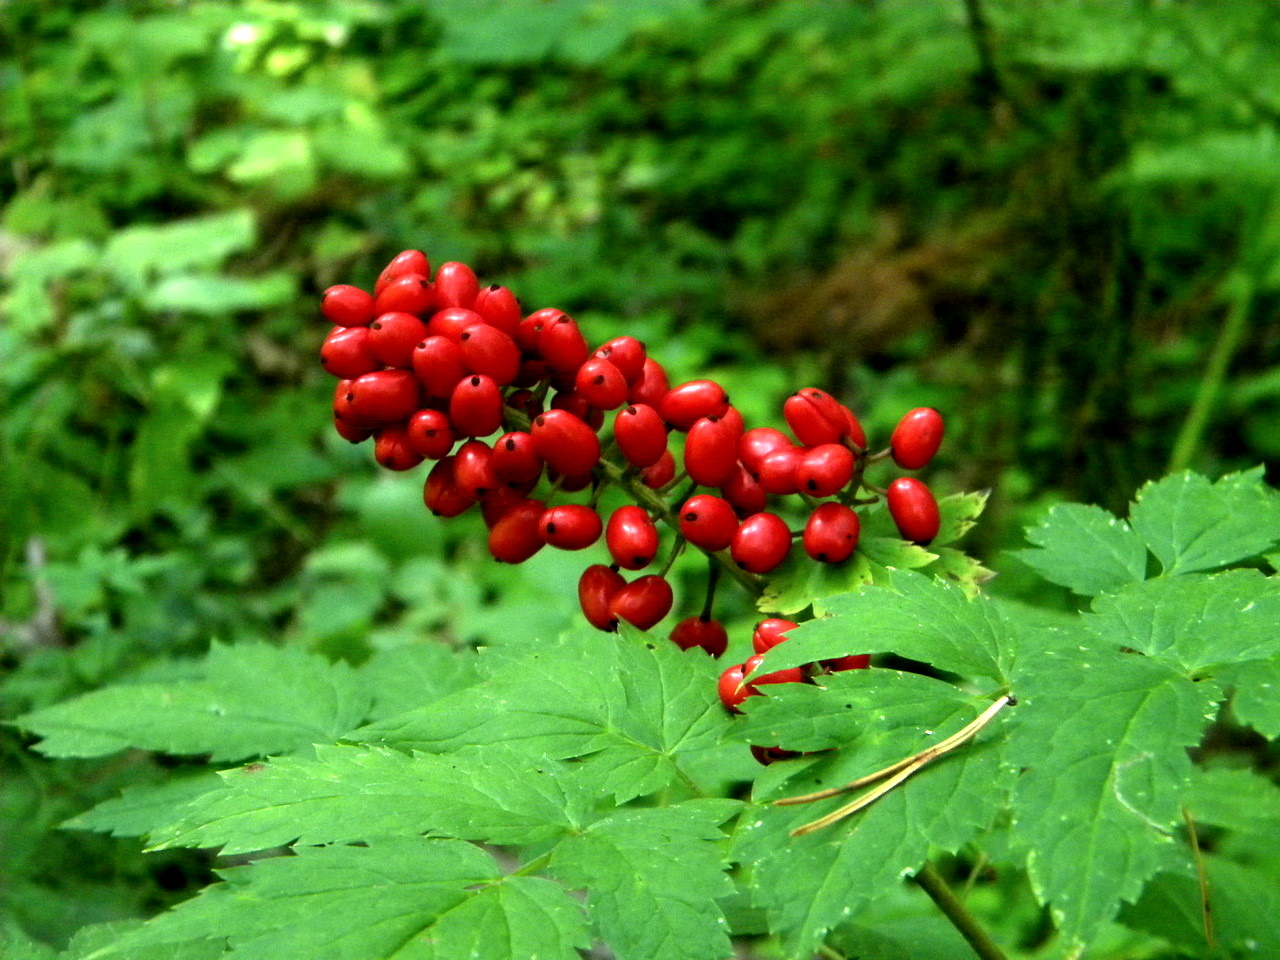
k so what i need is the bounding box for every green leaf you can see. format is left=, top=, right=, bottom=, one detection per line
left=931, top=489, right=990, bottom=548
left=102, top=210, right=255, bottom=290
left=1184, top=767, right=1280, bottom=837
left=1011, top=502, right=1148, bottom=596
left=148, top=744, right=589, bottom=854
left=98, top=838, right=511, bottom=959
left=758, top=568, right=1016, bottom=684
left=1128, top=468, right=1280, bottom=576
left=732, top=690, right=1010, bottom=957
left=15, top=644, right=372, bottom=761
left=550, top=801, right=738, bottom=960
left=357, top=644, right=482, bottom=723
left=358, top=627, right=732, bottom=802
left=758, top=547, right=875, bottom=616
left=921, top=546, right=996, bottom=598
left=1216, top=656, right=1280, bottom=738
left=1006, top=648, right=1220, bottom=947
left=1085, top=570, right=1280, bottom=674
left=143, top=272, right=296, bottom=314
left=64, top=772, right=223, bottom=838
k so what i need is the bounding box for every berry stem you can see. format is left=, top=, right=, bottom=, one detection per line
left=700, top=559, right=721, bottom=620
left=913, top=862, right=1010, bottom=960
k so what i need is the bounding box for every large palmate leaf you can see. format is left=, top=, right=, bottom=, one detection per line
left=1011, top=502, right=1149, bottom=596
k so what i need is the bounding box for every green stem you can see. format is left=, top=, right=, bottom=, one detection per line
left=1167, top=275, right=1253, bottom=473
left=913, top=862, right=1008, bottom=960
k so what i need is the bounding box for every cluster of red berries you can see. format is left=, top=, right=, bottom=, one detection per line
left=321, top=250, right=945, bottom=718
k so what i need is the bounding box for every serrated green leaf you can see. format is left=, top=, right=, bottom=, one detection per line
left=148, top=744, right=589, bottom=854
left=16, top=644, right=372, bottom=761
left=1085, top=570, right=1280, bottom=674
left=1011, top=502, right=1148, bottom=596
left=931, top=489, right=989, bottom=548
left=921, top=546, right=995, bottom=598
left=758, top=569, right=1016, bottom=684
left=95, top=838, right=504, bottom=960
left=1215, top=657, right=1280, bottom=738
left=358, top=627, right=732, bottom=802
left=1006, top=649, right=1221, bottom=947
left=357, top=644, right=482, bottom=723
left=758, top=547, right=875, bottom=616
left=732, top=692, right=1010, bottom=958
left=64, top=772, right=223, bottom=838
left=1128, top=468, right=1280, bottom=576
left=858, top=535, right=937, bottom=571
left=550, top=802, right=738, bottom=960
left=1184, top=767, right=1280, bottom=837
left=732, top=669, right=978, bottom=754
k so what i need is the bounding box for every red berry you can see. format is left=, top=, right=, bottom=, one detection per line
left=375, top=250, right=429, bottom=296
left=719, top=463, right=768, bottom=516
left=890, top=407, right=944, bottom=470
left=423, top=456, right=476, bottom=518
left=531, top=409, right=601, bottom=478
left=373, top=425, right=424, bottom=471
left=539, top=315, right=589, bottom=373
left=731, top=512, right=792, bottom=574
left=887, top=477, right=941, bottom=544
left=783, top=389, right=847, bottom=447
left=627, top=357, right=670, bottom=408
left=343, top=370, right=421, bottom=426
left=579, top=564, right=625, bottom=631
left=472, top=284, right=522, bottom=337
left=333, top=414, right=372, bottom=444
left=840, top=404, right=868, bottom=450
left=684, top=414, right=740, bottom=487
left=449, top=374, right=504, bottom=438
left=752, top=618, right=800, bottom=654
left=516, top=307, right=561, bottom=353
left=574, top=357, right=629, bottom=410
left=659, top=379, right=730, bottom=431
left=322, top=284, right=376, bottom=327
left=614, top=404, right=668, bottom=468
left=375, top=273, right=435, bottom=316
left=609, top=574, right=673, bottom=630
left=796, top=443, right=855, bottom=498
left=539, top=504, right=603, bottom=550
left=426, top=307, right=486, bottom=342
left=320, top=326, right=380, bottom=379
left=488, top=498, right=547, bottom=564
left=669, top=616, right=728, bottom=656
left=368, top=311, right=428, bottom=369
left=640, top=449, right=676, bottom=489
left=453, top=439, right=500, bottom=500
left=459, top=324, right=521, bottom=386
left=679, top=494, right=738, bottom=552
left=606, top=505, right=660, bottom=570
left=434, top=261, right=479, bottom=310
left=718, top=663, right=750, bottom=713
left=824, top=654, right=871, bottom=671
left=743, top=652, right=804, bottom=686
left=406, top=409, right=456, bottom=460
left=545, top=467, right=595, bottom=492
left=593, top=336, right=647, bottom=384
left=491, top=431, right=543, bottom=484
left=739, top=427, right=794, bottom=475
left=755, top=446, right=803, bottom=496
left=412, top=336, right=467, bottom=399
left=549, top=390, right=605, bottom=432
left=803, top=502, right=861, bottom=562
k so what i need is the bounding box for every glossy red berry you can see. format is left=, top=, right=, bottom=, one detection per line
left=488, top=498, right=547, bottom=564
left=426, top=307, right=486, bottom=342
left=684, top=414, right=740, bottom=487
left=549, top=390, right=604, bottom=431
left=891, top=407, right=945, bottom=470
left=434, top=261, right=479, bottom=310
left=579, top=564, right=625, bottom=631
left=375, top=250, right=429, bottom=296
left=720, top=464, right=768, bottom=516
left=458, top=324, right=521, bottom=386
left=755, top=446, right=803, bottom=496
left=783, top=388, right=846, bottom=447
left=333, top=414, right=372, bottom=444
left=679, top=494, right=738, bottom=552
left=491, top=431, right=543, bottom=484
left=423, top=456, right=476, bottom=518
left=609, top=574, right=673, bottom=631
left=322, top=285, right=376, bottom=327
left=539, top=504, right=603, bottom=550
left=373, top=425, right=424, bottom=471
left=614, top=404, right=668, bottom=468
left=803, top=502, right=861, bottom=562
left=343, top=370, right=421, bottom=426
left=796, top=443, right=855, bottom=497
left=531, top=409, right=601, bottom=478
left=751, top=618, right=799, bottom=654
left=449, top=374, right=504, bottom=438
left=516, top=307, right=560, bottom=353
left=840, top=404, right=868, bottom=451
left=574, top=357, right=629, bottom=410
left=368, top=311, right=428, bottom=368
left=321, top=326, right=380, bottom=379
left=824, top=654, right=871, bottom=671
left=593, top=336, right=646, bottom=384
left=669, top=616, right=728, bottom=657
left=539, top=315, right=590, bottom=373
left=472, top=284, right=522, bottom=337
left=606, top=505, right=660, bottom=570
left=412, top=335, right=467, bottom=399
left=743, top=652, right=804, bottom=687
left=659, top=379, right=730, bottom=431
left=452, top=440, right=500, bottom=500
left=406, top=409, right=456, bottom=460
left=627, top=357, right=670, bottom=408
left=887, top=477, right=941, bottom=544
left=739, top=427, right=794, bottom=475
left=731, top=512, right=792, bottom=574
left=375, top=273, right=435, bottom=316
left=718, top=663, right=751, bottom=713
left=640, top=449, right=676, bottom=489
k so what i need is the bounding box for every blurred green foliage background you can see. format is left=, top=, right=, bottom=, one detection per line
left=2, top=0, right=1279, bottom=947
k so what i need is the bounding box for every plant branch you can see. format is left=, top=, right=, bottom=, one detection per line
left=914, top=862, right=1009, bottom=960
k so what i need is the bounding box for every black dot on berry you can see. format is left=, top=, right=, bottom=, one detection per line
left=417, top=341, right=426, bottom=349
left=807, top=480, right=818, bottom=491
left=371, top=322, right=381, bottom=329
left=546, top=523, right=557, bottom=533
left=505, top=439, right=516, bottom=450
left=470, top=376, right=481, bottom=386
left=345, top=393, right=354, bottom=401
left=684, top=511, right=697, bottom=521
left=487, top=284, right=499, bottom=291
left=461, top=332, right=471, bottom=340
left=593, top=375, right=605, bottom=385
left=817, top=552, right=828, bottom=561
